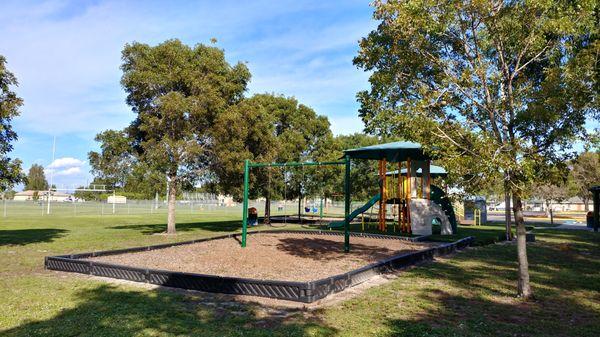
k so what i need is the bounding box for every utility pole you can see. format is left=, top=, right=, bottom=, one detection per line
left=47, top=136, right=56, bottom=215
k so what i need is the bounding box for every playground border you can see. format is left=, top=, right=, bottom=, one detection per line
left=45, top=230, right=474, bottom=303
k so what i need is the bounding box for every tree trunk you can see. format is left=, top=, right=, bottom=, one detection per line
left=583, top=196, right=589, bottom=212
left=167, top=177, right=177, bottom=234
left=512, top=192, right=533, bottom=299
left=504, top=177, right=513, bottom=240
left=264, top=194, right=271, bottom=224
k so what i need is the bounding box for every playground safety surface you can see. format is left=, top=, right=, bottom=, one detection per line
left=45, top=230, right=474, bottom=303
left=85, top=232, right=436, bottom=282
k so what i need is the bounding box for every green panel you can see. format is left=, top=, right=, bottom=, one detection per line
left=344, top=141, right=432, bottom=162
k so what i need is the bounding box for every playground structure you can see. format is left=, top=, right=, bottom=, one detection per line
left=45, top=141, right=468, bottom=303
left=240, top=141, right=457, bottom=252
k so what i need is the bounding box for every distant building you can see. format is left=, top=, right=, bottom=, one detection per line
left=13, top=190, right=72, bottom=202
left=490, top=197, right=593, bottom=212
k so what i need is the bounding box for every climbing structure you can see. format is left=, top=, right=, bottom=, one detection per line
left=344, top=141, right=455, bottom=236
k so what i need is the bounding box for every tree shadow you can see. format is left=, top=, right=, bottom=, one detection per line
left=381, top=289, right=599, bottom=337
left=0, top=229, right=69, bottom=246
left=329, top=231, right=600, bottom=336
left=2, top=284, right=337, bottom=337
left=275, top=237, right=416, bottom=262
left=109, top=220, right=243, bottom=234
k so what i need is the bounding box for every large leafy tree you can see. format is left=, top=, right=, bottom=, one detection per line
left=355, top=0, right=599, bottom=298
left=121, top=39, right=250, bottom=234
left=211, top=93, right=331, bottom=222
left=569, top=151, right=600, bottom=210
left=88, top=130, right=135, bottom=189
left=311, top=133, right=381, bottom=202
left=0, top=55, right=25, bottom=192
left=88, top=129, right=166, bottom=199
left=25, top=164, right=48, bottom=191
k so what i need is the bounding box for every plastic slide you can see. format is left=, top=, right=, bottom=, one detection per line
left=328, top=194, right=381, bottom=229
left=430, top=185, right=458, bottom=234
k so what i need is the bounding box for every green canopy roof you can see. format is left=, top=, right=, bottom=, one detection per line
left=344, top=141, right=432, bottom=162
left=386, top=165, right=447, bottom=177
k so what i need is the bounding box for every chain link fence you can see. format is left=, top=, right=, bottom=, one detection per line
left=0, top=198, right=357, bottom=218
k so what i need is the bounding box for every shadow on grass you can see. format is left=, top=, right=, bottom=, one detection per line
left=0, top=229, right=69, bottom=246
left=275, top=237, right=414, bottom=261
left=109, top=220, right=243, bottom=234
left=1, top=284, right=336, bottom=337
left=339, top=230, right=600, bottom=336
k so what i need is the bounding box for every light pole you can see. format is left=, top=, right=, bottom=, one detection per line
left=47, top=136, right=56, bottom=215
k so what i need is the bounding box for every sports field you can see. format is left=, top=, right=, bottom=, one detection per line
left=1, top=212, right=599, bottom=337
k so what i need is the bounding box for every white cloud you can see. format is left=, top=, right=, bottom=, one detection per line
left=53, top=166, right=82, bottom=176
left=47, top=157, right=84, bottom=169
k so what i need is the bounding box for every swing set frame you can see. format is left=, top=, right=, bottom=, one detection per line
left=241, top=156, right=353, bottom=252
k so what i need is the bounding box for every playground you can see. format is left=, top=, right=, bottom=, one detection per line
left=43, top=142, right=473, bottom=302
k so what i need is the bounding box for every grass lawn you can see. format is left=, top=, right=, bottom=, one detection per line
left=1, top=212, right=599, bottom=336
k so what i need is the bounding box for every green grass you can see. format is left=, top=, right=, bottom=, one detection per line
left=1, top=212, right=599, bottom=336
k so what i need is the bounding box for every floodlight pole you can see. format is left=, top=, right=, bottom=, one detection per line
left=47, top=136, right=56, bottom=215
left=344, top=154, right=351, bottom=253
left=241, top=159, right=250, bottom=247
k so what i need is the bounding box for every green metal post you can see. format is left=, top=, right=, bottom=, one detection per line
left=241, top=159, right=250, bottom=247
left=298, top=184, right=302, bottom=223
left=320, top=197, right=323, bottom=219
left=344, top=155, right=351, bottom=253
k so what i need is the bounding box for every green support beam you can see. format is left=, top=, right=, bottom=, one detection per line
left=249, top=161, right=344, bottom=168
left=241, top=159, right=250, bottom=247
left=344, top=154, right=351, bottom=253
left=240, top=158, right=349, bottom=251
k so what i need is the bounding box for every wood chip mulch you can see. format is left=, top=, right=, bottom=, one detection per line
left=86, top=232, right=438, bottom=281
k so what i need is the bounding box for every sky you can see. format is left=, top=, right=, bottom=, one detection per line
left=0, top=0, right=376, bottom=189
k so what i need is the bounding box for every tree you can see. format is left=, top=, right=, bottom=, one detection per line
left=121, top=39, right=250, bottom=234
left=88, top=130, right=168, bottom=200
left=25, top=164, right=49, bottom=191
left=570, top=152, right=600, bottom=211
left=211, top=93, right=332, bottom=222
left=88, top=130, right=135, bottom=188
left=532, top=183, right=569, bottom=224
left=0, top=55, right=25, bottom=192
left=355, top=0, right=599, bottom=299
left=312, top=133, right=381, bottom=202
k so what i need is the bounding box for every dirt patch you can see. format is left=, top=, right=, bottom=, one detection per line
left=86, top=232, right=438, bottom=282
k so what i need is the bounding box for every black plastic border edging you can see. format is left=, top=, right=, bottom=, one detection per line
left=45, top=230, right=474, bottom=303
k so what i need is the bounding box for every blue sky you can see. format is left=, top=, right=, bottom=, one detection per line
left=0, top=0, right=376, bottom=189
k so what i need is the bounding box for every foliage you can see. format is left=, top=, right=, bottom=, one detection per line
left=311, top=133, right=382, bottom=201
left=120, top=39, right=250, bottom=233
left=569, top=151, right=600, bottom=209
left=355, top=0, right=599, bottom=298
left=88, top=131, right=167, bottom=200
left=88, top=130, right=135, bottom=188
left=0, top=55, right=25, bottom=191
left=1, top=189, right=16, bottom=200
left=211, top=93, right=332, bottom=203
left=25, top=164, right=49, bottom=191
left=532, top=183, right=569, bottom=216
